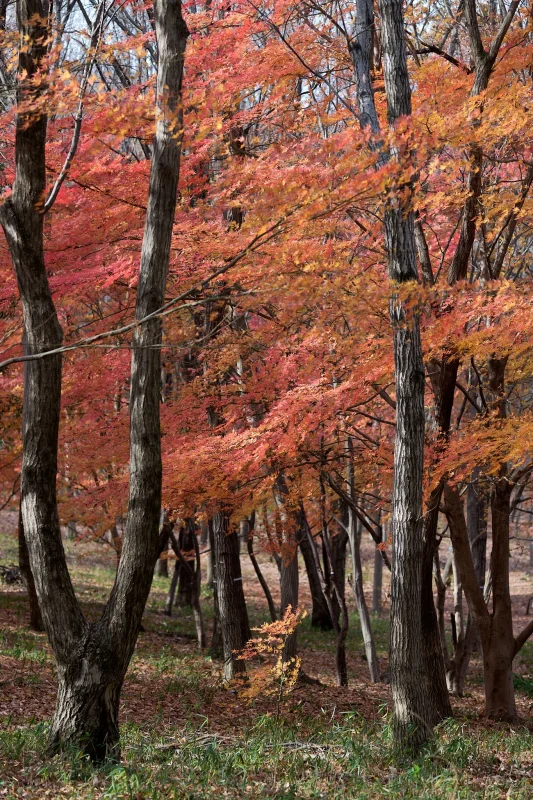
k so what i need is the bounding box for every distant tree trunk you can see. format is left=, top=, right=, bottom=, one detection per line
left=345, top=439, right=380, bottom=682
left=0, top=0, right=188, bottom=760
left=328, top=505, right=348, bottom=625
left=299, top=516, right=332, bottom=630
left=155, top=554, right=169, bottom=577
left=280, top=547, right=299, bottom=662
left=212, top=511, right=250, bottom=680
left=165, top=561, right=180, bottom=616
left=372, top=517, right=383, bottom=615
left=467, top=473, right=488, bottom=591
left=18, top=507, right=43, bottom=632
left=169, top=527, right=205, bottom=650
left=176, top=521, right=195, bottom=607
left=273, top=474, right=300, bottom=662
left=209, top=516, right=223, bottom=659
left=155, top=512, right=171, bottom=578
left=246, top=515, right=277, bottom=622
left=444, top=475, right=530, bottom=721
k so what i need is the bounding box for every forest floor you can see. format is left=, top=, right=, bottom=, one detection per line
left=1, top=527, right=533, bottom=799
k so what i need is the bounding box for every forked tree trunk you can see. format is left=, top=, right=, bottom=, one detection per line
left=444, top=479, right=532, bottom=721
left=0, top=0, right=188, bottom=760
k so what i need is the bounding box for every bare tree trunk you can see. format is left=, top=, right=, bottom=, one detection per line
left=212, top=511, right=250, bottom=680
left=379, top=0, right=435, bottom=749
left=165, top=561, right=180, bottom=616
left=176, top=521, right=195, bottom=607
left=0, top=0, right=188, bottom=760
left=274, top=475, right=300, bottom=662
left=246, top=515, right=277, bottom=622
left=345, top=439, right=380, bottom=682
left=299, top=517, right=332, bottom=630
left=372, top=517, right=383, bottom=615
left=208, top=518, right=222, bottom=658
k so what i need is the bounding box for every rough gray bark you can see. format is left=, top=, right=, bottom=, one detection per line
left=0, top=0, right=188, bottom=760
left=212, top=511, right=250, bottom=680
left=349, top=0, right=380, bottom=134
left=379, top=0, right=436, bottom=749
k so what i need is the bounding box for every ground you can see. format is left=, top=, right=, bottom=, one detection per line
left=1, top=524, right=533, bottom=799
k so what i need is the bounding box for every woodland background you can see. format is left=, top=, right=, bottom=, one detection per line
left=2, top=0, right=533, bottom=795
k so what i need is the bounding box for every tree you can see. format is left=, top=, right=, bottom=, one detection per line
left=0, top=0, right=188, bottom=759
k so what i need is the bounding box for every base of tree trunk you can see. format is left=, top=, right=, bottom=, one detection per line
left=48, top=675, right=122, bottom=763
left=484, top=664, right=517, bottom=722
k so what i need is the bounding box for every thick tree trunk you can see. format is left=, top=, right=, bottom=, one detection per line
left=379, top=0, right=435, bottom=749
left=212, top=512, right=250, bottom=680
left=1, top=0, right=188, bottom=760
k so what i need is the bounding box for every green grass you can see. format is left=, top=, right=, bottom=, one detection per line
left=1, top=713, right=532, bottom=798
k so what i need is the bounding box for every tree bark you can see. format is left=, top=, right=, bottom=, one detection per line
left=380, top=0, right=435, bottom=749
left=18, top=507, right=43, bottom=632
left=246, top=516, right=278, bottom=622
left=212, top=511, right=250, bottom=680
left=345, top=438, right=380, bottom=682
left=1, top=0, right=188, bottom=760
left=274, top=474, right=300, bottom=663
left=299, top=516, right=332, bottom=630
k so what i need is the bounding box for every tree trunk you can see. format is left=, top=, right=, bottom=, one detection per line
left=345, top=439, right=380, bottom=682
left=380, top=0, right=435, bottom=749
left=1, top=0, right=188, bottom=760
left=165, top=561, right=180, bottom=616
left=208, top=518, right=223, bottom=658
left=176, top=522, right=195, bottom=607
left=18, top=507, right=43, bottom=632
left=273, top=474, right=301, bottom=662
left=299, top=517, right=332, bottom=630
left=246, top=517, right=278, bottom=622
left=485, top=479, right=516, bottom=719
left=372, top=519, right=383, bottom=615
left=212, top=511, right=250, bottom=680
